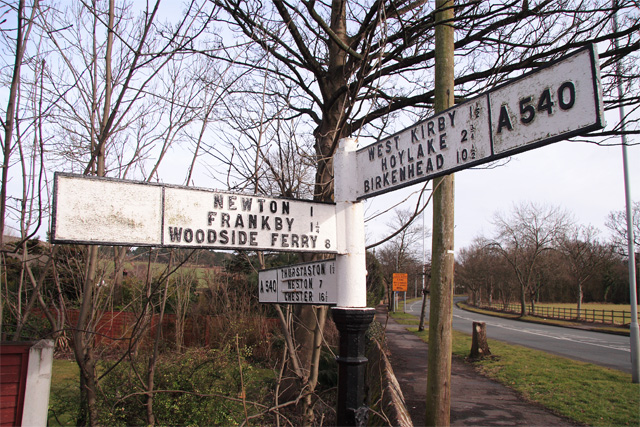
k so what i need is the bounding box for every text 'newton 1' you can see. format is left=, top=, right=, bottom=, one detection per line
left=51, top=173, right=338, bottom=253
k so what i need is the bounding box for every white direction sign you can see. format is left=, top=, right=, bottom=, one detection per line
left=357, top=44, right=604, bottom=199
left=258, top=259, right=337, bottom=305
left=51, top=173, right=337, bottom=253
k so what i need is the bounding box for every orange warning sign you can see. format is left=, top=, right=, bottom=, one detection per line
left=392, top=273, right=408, bottom=292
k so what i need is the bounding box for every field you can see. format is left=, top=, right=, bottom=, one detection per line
left=535, top=302, right=633, bottom=311
left=479, top=301, right=638, bottom=325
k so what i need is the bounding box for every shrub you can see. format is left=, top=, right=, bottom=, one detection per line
left=98, top=347, right=276, bottom=426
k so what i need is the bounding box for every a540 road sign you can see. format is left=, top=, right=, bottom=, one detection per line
left=51, top=173, right=337, bottom=253
left=259, top=259, right=337, bottom=305
left=357, top=44, right=604, bottom=199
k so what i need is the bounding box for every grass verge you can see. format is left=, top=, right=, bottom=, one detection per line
left=390, top=311, right=639, bottom=427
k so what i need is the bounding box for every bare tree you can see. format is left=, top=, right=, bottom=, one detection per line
left=0, top=0, right=39, bottom=247
left=559, top=224, right=612, bottom=313
left=456, top=238, right=502, bottom=306
left=28, top=1, right=217, bottom=424
left=170, top=259, right=198, bottom=351
left=490, top=202, right=572, bottom=316
left=376, top=208, right=429, bottom=302
left=606, top=201, right=639, bottom=257
left=0, top=0, right=61, bottom=345
left=380, top=209, right=427, bottom=271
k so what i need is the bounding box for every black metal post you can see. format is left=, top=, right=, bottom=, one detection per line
left=331, top=307, right=375, bottom=426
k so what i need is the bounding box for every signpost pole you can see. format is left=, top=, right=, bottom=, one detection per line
left=332, top=137, right=374, bottom=426
left=613, top=1, right=639, bottom=384
left=426, top=0, right=456, bottom=425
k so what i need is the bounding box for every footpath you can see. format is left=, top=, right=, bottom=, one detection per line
left=375, top=306, right=580, bottom=426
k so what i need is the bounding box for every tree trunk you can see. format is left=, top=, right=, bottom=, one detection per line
left=77, top=354, right=99, bottom=426
left=488, top=279, right=493, bottom=305
left=577, top=281, right=583, bottom=318
left=301, top=306, right=327, bottom=425
left=0, top=0, right=31, bottom=247
left=74, top=245, right=99, bottom=426
left=147, top=260, right=171, bottom=427
left=530, top=297, right=535, bottom=314
left=112, top=247, right=127, bottom=307
left=284, top=0, right=351, bottom=421
left=469, top=322, right=491, bottom=359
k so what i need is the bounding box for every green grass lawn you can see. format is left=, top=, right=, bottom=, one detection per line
left=390, top=311, right=640, bottom=426
left=48, top=359, right=80, bottom=426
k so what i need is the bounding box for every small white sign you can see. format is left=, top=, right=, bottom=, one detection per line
left=259, top=259, right=337, bottom=305
left=52, top=175, right=164, bottom=245
left=52, top=174, right=338, bottom=253
left=356, top=45, right=604, bottom=199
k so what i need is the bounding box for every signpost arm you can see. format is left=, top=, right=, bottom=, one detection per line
left=426, top=0, right=456, bottom=425
left=332, top=137, right=375, bottom=426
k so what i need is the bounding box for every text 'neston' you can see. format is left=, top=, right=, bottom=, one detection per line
left=258, top=260, right=337, bottom=305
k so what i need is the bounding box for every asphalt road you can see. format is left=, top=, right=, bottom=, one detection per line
left=403, top=296, right=633, bottom=374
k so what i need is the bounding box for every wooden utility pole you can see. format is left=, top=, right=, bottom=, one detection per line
left=425, top=0, right=455, bottom=425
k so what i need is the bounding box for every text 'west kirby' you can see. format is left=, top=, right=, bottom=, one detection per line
left=363, top=112, right=457, bottom=194
left=357, top=97, right=491, bottom=199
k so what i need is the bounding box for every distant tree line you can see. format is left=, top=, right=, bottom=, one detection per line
left=456, top=202, right=639, bottom=316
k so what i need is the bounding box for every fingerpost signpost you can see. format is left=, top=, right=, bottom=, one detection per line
left=355, top=45, right=603, bottom=200
left=51, top=44, right=604, bottom=426
left=52, top=174, right=338, bottom=253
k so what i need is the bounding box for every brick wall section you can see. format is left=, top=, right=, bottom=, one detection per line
left=35, top=309, right=278, bottom=349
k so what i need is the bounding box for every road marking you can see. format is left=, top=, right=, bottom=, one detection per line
left=405, top=301, right=629, bottom=353
left=409, top=300, right=423, bottom=312
left=453, top=313, right=629, bottom=352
